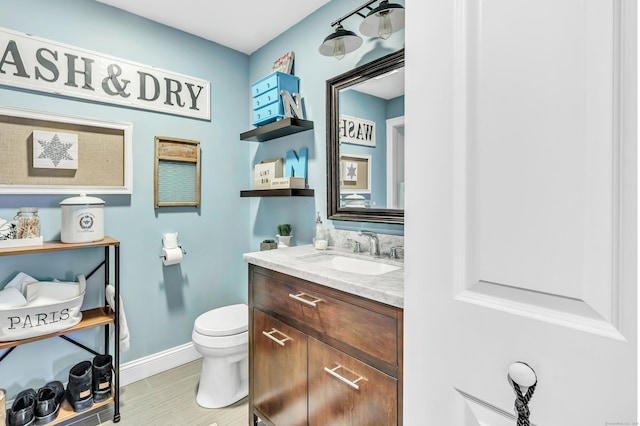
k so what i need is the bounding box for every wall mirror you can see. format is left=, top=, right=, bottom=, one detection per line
left=326, top=49, right=404, bottom=224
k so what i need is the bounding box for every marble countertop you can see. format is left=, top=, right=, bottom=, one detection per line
left=243, top=245, right=404, bottom=308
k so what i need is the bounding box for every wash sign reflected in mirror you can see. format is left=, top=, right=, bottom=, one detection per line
left=338, top=66, right=404, bottom=209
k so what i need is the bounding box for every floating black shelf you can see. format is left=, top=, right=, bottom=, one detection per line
left=240, top=118, right=314, bottom=142
left=240, top=188, right=315, bottom=197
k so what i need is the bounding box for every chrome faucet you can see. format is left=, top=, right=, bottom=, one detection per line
left=357, top=231, right=380, bottom=256
left=389, top=246, right=404, bottom=259
left=346, top=238, right=362, bottom=253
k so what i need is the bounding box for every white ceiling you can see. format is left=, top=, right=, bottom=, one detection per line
left=351, top=68, right=405, bottom=100
left=96, top=0, right=330, bottom=55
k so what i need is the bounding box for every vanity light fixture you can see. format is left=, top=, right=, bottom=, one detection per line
left=318, top=24, right=363, bottom=60
left=318, top=0, right=405, bottom=60
left=359, top=0, right=405, bottom=40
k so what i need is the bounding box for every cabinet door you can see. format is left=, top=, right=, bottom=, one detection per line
left=308, top=337, right=397, bottom=426
left=253, top=309, right=307, bottom=426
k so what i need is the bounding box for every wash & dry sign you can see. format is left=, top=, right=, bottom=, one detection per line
left=0, top=27, right=210, bottom=120
left=339, top=114, right=376, bottom=147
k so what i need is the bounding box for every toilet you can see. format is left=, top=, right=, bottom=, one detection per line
left=192, top=303, right=249, bottom=408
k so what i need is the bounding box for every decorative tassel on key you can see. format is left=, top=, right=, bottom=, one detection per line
left=508, top=362, right=537, bottom=426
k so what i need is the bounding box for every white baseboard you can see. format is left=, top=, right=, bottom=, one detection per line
left=119, top=342, right=201, bottom=387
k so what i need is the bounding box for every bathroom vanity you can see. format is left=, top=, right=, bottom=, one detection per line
left=244, top=245, right=403, bottom=426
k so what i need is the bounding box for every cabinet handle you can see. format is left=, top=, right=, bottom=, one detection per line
left=288, top=292, right=322, bottom=307
left=323, top=365, right=366, bottom=390
left=262, top=328, right=291, bottom=346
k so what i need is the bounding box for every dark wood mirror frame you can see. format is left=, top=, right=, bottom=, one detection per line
left=326, top=49, right=405, bottom=224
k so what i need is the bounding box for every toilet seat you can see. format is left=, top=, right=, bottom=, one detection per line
left=194, top=303, right=248, bottom=337
left=191, top=303, right=249, bottom=408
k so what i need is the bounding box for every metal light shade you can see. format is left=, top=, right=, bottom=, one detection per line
left=319, top=25, right=363, bottom=60
left=359, top=1, right=405, bottom=39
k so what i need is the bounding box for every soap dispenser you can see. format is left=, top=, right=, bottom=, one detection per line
left=314, top=211, right=328, bottom=250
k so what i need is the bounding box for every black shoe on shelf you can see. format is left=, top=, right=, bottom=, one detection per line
left=34, top=381, right=64, bottom=425
left=92, top=354, right=113, bottom=403
left=66, top=361, right=94, bottom=412
left=7, top=388, right=36, bottom=426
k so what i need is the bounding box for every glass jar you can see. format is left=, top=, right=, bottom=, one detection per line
left=15, top=207, right=40, bottom=239
left=314, top=211, right=328, bottom=250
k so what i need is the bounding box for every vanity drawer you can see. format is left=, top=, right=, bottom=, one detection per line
left=308, top=337, right=397, bottom=426
left=252, top=88, right=279, bottom=109
left=251, top=268, right=399, bottom=366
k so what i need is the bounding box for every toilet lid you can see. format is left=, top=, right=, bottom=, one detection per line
left=194, top=303, right=248, bottom=337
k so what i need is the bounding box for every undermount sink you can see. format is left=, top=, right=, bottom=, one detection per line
left=299, top=252, right=401, bottom=276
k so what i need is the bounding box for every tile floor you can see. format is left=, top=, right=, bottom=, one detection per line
left=61, top=359, right=248, bottom=426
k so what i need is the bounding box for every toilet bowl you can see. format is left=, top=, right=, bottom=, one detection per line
left=192, top=303, right=248, bottom=408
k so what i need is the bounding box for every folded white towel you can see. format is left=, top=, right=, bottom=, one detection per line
left=25, top=281, right=81, bottom=306
left=5, top=272, right=37, bottom=293
left=106, top=284, right=130, bottom=352
left=0, top=287, right=27, bottom=308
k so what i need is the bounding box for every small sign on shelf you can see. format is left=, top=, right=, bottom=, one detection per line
left=271, top=177, right=305, bottom=189
left=272, top=51, right=294, bottom=74
left=254, top=158, right=283, bottom=189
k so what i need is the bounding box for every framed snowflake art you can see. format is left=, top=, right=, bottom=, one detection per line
left=32, top=130, right=79, bottom=169
left=0, top=107, right=132, bottom=194
left=339, top=153, right=371, bottom=194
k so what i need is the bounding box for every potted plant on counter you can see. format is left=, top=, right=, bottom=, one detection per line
left=260, top=239, right=277, bottom=251
left=276, top=224, right=292, bottom=248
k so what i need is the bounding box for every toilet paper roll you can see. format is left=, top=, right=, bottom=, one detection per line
left=162, top=232, right=179, bottom=249
left=162, top=247, right=183, bottom=266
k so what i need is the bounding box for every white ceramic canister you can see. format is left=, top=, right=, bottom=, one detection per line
left=60, top=194, right=105, bottom=243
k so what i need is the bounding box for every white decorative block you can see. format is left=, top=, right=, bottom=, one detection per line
left=33, top=130, right=78, bottom=169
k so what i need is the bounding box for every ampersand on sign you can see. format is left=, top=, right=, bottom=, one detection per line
left=102, top=64, right=131, bottom=97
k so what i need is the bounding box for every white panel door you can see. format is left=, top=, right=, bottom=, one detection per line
left=404, top=0, right=636, bottom=425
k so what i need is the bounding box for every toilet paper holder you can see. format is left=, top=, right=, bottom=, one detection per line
left=159, top=246, right=187, bottom=260
left=159, top=233, right=186, bottom=262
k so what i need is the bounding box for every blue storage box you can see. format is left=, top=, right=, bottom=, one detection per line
left=251, top=72, right=299, bottom=126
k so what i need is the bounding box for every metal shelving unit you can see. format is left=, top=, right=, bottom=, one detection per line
left=0, top=236, right=121, bottom=424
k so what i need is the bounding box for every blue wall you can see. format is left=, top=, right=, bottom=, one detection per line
left=248, top=0, right=405, bottom=238
left=387, top=95, right=405, bottom=119
left=340, top=90, right=388, bottom=208
left=0, top=0, right=250, bottom=396
left=0, top=0, right=404, bottom=398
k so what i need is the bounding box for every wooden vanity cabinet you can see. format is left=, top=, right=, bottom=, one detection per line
left=307, top=338, right=397, bottom=425
left=249, top=265, right=403, bottom=426
left=253, top=310, right=308, bottom=425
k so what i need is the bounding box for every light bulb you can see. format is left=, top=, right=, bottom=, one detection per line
left=378, top=12, right=393, bottom=40
left=333, top=39, right=346, bottom=60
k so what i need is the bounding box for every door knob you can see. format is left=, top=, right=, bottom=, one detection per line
left=508, top=361, right=537, bottom=393
left=508, top=362, right=537, bottom=426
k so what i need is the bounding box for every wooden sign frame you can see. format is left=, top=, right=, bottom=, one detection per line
left=154, top=136, right=201, bottom=208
